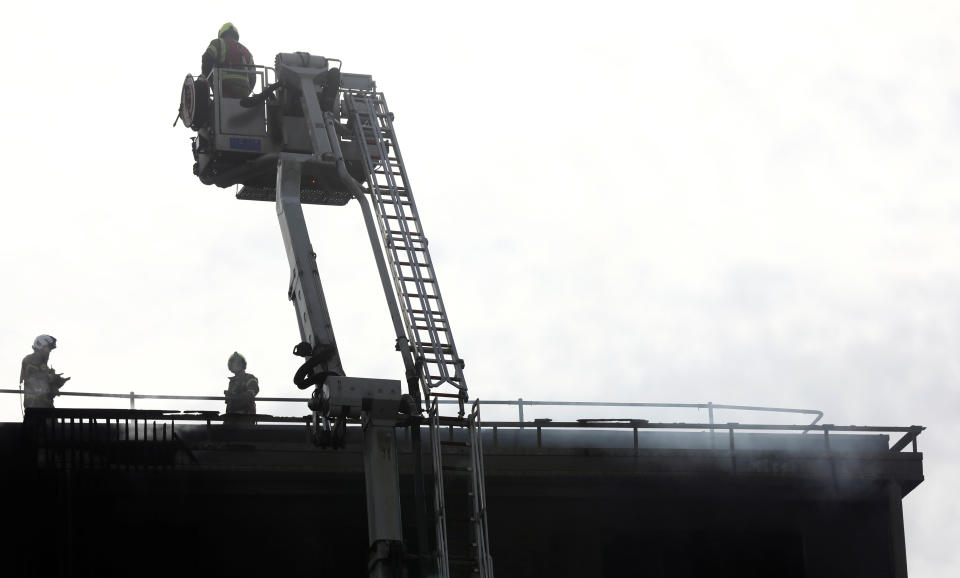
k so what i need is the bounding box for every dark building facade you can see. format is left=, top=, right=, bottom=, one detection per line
left=0, top=409, right=923, bottom=577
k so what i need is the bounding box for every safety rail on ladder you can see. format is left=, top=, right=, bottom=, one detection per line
left=467, top=399, right=495, bottom=577
left=342, top=89, right=467, bottom=403
left=428, top=394, right=494, bottom=578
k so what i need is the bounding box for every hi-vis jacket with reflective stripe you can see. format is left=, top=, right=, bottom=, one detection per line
left=201, top=38, right=255, bottom=91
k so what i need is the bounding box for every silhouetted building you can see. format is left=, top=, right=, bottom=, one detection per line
left=0, top=408, right=923, bottom=577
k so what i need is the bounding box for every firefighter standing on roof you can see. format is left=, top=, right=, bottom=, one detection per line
left=202, top=22, right=255, bottom=98
left=20, top=335, right=70, bottom=409
left=225, top=352, right=259, bottom=414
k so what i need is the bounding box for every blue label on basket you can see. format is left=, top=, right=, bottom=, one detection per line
left=229, top=137, right=262, bottom=152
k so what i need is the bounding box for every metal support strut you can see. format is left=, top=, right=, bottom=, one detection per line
left=276, top=155, right=345, bottom=382
left=272, top=56, right=411, bottom=577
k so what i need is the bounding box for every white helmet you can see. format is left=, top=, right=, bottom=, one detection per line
left=32, top=334, right=57, bottom=352
left=228, top=352, right=247, bottom=373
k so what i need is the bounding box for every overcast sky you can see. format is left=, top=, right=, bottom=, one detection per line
left=1, top=0, right=958, bottom=574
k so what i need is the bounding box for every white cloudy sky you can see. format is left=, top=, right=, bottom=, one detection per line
left=1, top=0, right=958, bottom=573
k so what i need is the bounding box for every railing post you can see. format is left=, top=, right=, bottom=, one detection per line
left=129, top=392, right=135, bottom=410
left=728, top=423, right=737, bottom=474
left=518, top=398, right=524, bottom=428
left=708, top=401, right=716, bottom=449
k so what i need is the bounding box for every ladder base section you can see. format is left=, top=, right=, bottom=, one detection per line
left=430, top=399, right=494, bottom=578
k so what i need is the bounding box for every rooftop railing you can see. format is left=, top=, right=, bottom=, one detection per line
left=1, top=389, right=923, bottom=454
left=1, top=388, right=821, bottom=428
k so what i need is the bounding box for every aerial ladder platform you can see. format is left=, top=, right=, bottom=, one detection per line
left=178, top=53, right=491, bottom=578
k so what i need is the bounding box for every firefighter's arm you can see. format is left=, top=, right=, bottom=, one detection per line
left=232, top=378, right=258, bottom=404
left=51, top=373, right=70, bottom=392
left=246, top=52, right=257, bottom=89
left=201, top=40, right=220, bottom=77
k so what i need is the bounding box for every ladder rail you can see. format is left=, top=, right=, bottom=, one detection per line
left=469, top=400, right=495, bottom=577
left=429, top=398, right=452, bottom=578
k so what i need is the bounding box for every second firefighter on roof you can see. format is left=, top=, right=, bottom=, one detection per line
left=20, top=334, right=70, bottom=409
left=225, top=352, right=259, bottom=415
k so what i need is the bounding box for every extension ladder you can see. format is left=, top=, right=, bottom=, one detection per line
left=343, top=90, right=467, bottom=401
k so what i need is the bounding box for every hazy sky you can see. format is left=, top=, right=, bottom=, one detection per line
left=2, top=1, right=958, bottom=574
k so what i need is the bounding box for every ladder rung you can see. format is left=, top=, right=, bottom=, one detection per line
left=392, top=242, right=428, bottom=249
left=437, top=416, right=467, bottom=426
left=372, top=180, right=405, bottom=188
left=390, top=238, right=426, bottom=246
left=421, top=345, right=454, bottom=354
left=387, top=235, right=423, bottom=242
left=420, top=343, right=452, bottom=351
left=413, top=321, right=446, bottom=328
left=403, top=293, right=438, bottom=300
left=410, top=309, right=443, bottom=316
left=423, top=349, right=454, bottom=356
left=440, top=440, right=470, bottom=447
left=401, top=276, right=436, bottom=284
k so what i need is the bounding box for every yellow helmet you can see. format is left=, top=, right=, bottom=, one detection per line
left=218, top=22, right=239, bottom=39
